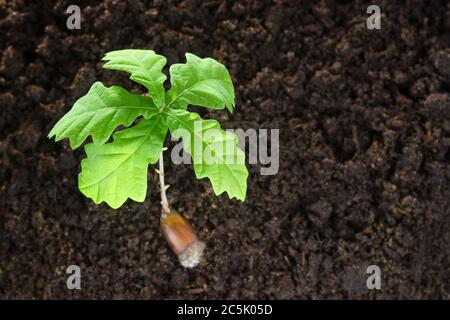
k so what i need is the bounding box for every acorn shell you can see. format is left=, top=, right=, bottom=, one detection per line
left=161, top=211, right=197, bottom=255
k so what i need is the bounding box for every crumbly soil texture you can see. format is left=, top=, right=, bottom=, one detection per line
left=0, top=0, right=449, bottom=299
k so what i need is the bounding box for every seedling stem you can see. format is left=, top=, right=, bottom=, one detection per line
left=159, top=150, right=171, bottom=216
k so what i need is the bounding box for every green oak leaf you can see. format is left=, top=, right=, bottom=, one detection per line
left=102, top=49, right=167, bottom=107
left=48, top=82, right=156, bottom=149
left=166, top=53, right=235, bottom=112
left=79, top=116, right=168, bottom=209
left=161, top=108, right=247, bottom=201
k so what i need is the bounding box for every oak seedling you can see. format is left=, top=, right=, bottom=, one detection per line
left=48, top=49, right=248, bottom=267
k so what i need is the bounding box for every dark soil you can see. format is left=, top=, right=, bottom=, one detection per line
left=0, top=0, right=449, bottom=299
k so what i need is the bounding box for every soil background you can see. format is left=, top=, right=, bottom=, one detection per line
left=0, top=0, right=449, bottom=299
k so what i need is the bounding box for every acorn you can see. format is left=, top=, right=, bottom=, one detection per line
left=161, top=211, right=205, bottom=268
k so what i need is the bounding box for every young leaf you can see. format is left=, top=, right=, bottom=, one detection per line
left=166, top=53, right=235, bottom=112
left=161, top=108, right=247, bottom=201
left=48, top=82, right=156, bottom=149
left=102, top=49, right=167, bottom=107
left=78, top=116, right=168, bottom=209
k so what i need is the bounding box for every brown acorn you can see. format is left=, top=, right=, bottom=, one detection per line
left=161, top=211, right=205, bottom=268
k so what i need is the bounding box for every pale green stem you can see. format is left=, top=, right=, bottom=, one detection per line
left=159, top=150, right=171, bottom=216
